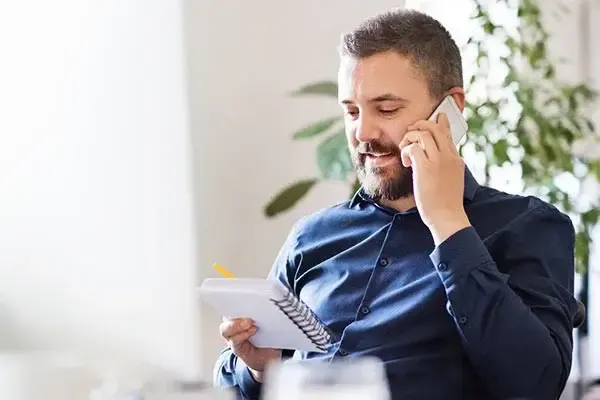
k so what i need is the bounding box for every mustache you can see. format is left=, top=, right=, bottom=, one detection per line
left=356, top=140, right=400, bottom=156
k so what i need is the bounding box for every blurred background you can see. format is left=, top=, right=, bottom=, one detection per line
left=0, top=0, right=599, bottom=399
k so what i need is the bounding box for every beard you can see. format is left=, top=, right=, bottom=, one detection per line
left=351, top=139, right=413, bottom=201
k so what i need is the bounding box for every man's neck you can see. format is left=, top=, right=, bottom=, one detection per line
left=379, top=194, right=417, bottom=213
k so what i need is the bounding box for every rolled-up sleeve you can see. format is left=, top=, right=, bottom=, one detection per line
left=430, top=201, right=579, bottom=400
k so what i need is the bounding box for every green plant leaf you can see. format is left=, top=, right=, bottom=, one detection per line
left=483, top=21, right=495, bottom=34
left=264, top=179, right=318, bottom=217
left=292, top=116, right=341, bottom=139
left=585, top=118, right=595, bottom=132
left=591, top=161, right=600, bottom=181
left=466, top=112, right=484, bottom=134
left=575, top=229, right=591, bottom=272
left=291, top=81, right=338, bottom=97
left=528, top=41, right=546, bottom=66
left=316, top=129, right=353, bottom=180
left=582, top=208, right=600, bottom=225
left=492, top=139, right=510, bottom=164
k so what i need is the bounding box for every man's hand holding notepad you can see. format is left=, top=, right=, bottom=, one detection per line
left=217, top=316, right=282, bottom=382
left=199, top=276, right=331, bottom=353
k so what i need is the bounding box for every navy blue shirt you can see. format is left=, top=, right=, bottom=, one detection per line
left=213, top=169, right=579, bottom=400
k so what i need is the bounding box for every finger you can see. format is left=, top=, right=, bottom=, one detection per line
left=398, top=130, right=439, bottom=160
left=401, top=143, right=427, bottom=169
left=437, top=111, right=451, bottom=129
left=407, top=118, right=451, bottom=151
left=228, top=326, right=258, bottom=347
left=437, top=113, right=458, bottom=153
left=406, top=119, right=439, bottom=134
left=220, top=318, right=253, bottom=339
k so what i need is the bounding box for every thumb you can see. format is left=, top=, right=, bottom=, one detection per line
left=437, top=112, right=456, bottom=151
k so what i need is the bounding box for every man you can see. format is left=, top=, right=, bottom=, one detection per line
left=213, top=9, right=579, bottom=400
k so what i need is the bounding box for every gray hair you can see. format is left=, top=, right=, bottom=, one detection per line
left=339, top=9, right=463, bottom=99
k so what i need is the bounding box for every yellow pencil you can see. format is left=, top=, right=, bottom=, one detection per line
left=213, top=263, right=235, bottom=278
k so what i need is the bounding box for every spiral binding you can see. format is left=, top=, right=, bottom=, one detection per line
left=270, top=287, right=331, bottom=352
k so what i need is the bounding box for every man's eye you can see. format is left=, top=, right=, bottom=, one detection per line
left=345, top=110, right=359, bottom=118
left=380, top=108, right=399, bottom=115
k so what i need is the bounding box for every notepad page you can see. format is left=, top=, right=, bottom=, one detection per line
left=199, top=279, right=327, bottom=353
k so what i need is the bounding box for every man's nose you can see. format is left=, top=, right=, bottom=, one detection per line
left=355, top=115, right=381, bottom=143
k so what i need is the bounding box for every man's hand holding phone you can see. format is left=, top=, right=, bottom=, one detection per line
left=399, top=111, right=471, bottom=246
left=219, top=317, right=282, bottom=382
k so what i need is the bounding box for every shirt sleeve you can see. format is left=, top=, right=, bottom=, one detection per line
left=212, top=348, right=261, bottom=400
left=212, top=219, right=304, bottom=399
left=429, top=200, right=579, bottom=400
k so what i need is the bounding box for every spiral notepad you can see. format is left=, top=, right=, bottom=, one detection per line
left=199, top=278, right=331, bottom=353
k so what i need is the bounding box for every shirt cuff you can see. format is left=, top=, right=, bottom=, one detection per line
left=235, top=359, right=262, bottom=399
left=429, top=226, right=496, bottom=287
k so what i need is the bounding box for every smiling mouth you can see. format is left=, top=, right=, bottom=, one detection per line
left=363, top=152, right=391, bottom=157
left=363, top=153, right=397, bottom=168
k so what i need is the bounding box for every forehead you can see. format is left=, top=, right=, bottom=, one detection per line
left=337, top=51, right=428, bottom=103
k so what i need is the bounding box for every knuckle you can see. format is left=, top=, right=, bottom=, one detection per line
left=220, top=323, right=238, bottom=337
left=407, top=134, right=417, bottom=142
left=231, top=333, right=250, bottom=347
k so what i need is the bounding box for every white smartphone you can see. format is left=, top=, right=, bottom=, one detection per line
left=427, top=95, right=468, bottom=145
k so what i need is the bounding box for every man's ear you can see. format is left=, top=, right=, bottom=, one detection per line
left=447, top=87, right=466, bottom=112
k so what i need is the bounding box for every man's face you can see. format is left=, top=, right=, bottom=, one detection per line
left=338, top=51, right=438, bottom=201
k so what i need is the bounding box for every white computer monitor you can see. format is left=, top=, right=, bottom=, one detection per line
left=0, top=0, right=202, bottom=386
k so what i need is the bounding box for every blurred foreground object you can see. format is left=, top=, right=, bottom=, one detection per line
left=0, top=352, right=97, bottom=400
left=89, top=379, right=235, bottom=400
left=262, top=356, right=391, bottom=400
left=0, top=0, right=203, bottom=389
left=583, top=380, right=600, bottom=400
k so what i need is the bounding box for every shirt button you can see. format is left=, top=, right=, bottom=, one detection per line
left=438, top=262, right=448, bottom=271
left=379, top=258, right=389, bottom=266
left=360, top=305, right=370, bottom=315
left=459, top=316, right=468, bottom=324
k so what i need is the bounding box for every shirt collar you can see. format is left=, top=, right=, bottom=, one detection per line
left=349, top=166, right=480, bottom=208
